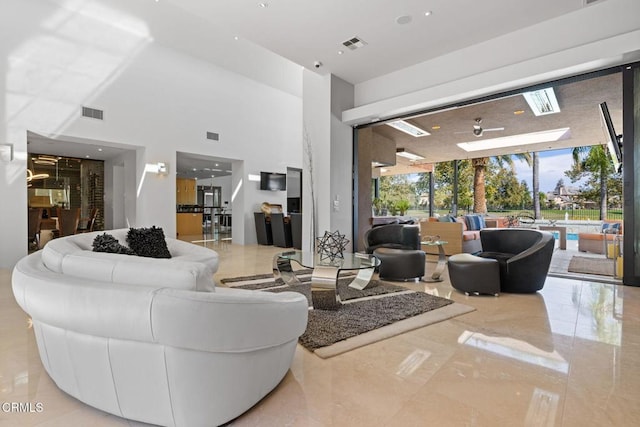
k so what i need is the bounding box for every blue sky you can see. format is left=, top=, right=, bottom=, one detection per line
left=512, top=148, right=583, bottom=194
left=406, top=148, right=588, bottom=194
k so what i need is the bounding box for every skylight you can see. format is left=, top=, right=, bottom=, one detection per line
left=387, top=120, right=430, bottom=137
left=457, top=128, right=571, bottom=152
left=523, top=87, right=561, bottom=116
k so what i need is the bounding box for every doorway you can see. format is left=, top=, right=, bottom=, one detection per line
left=353, top=67, right=627, bottom=284
left=176, top=151, right=235, bottom=244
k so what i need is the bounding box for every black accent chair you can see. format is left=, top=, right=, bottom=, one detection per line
left=364, top=224, right=424, bottom=281
left=363, top=224, right=421, bottom=254
left=254, top=212, right=273, bottom=245
left=271, top=213, right=293, bottom=248
left=289, top=213, right=302, bottom=250
left=477, top=228, right=555, bottom=293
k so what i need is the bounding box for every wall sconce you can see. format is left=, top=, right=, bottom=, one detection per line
left=0, top=144, right=13, bottom=162
left=145, top=162, right=169, bottom=175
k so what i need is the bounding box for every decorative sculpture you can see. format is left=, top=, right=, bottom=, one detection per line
left=316, top=230, right=349, bottom=262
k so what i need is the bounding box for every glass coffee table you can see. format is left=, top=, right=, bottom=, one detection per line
left=420, top=240, right=448, bottom=282
left=273, top=251, right=380, bottom=310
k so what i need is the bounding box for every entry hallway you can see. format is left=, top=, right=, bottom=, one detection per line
left=1, top=241, right=639, bottom=426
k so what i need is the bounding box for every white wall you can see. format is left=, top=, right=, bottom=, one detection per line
left=0, top=0, right=302, bottom=267
left=346, top=0, right=640, bottom=124
left=301, top=72, right=355, bottom=252
left=330, top=76, right=355, bottom=251
left=302, top=71, right=332, bottom=252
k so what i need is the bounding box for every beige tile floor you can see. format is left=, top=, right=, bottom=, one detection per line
left=1, top=240, right=640, bottom=426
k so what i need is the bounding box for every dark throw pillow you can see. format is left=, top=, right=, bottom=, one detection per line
left=126, top=226, right=172, bottom=258
left=92, top=233, right=136, bottom=255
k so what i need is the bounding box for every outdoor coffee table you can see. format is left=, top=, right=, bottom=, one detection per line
left=273, top=251, right=380, bottom=310
left=420, top=240, right=448, bottom=282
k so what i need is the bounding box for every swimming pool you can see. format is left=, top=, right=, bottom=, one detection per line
left=548, top=231, right=578, bottom=240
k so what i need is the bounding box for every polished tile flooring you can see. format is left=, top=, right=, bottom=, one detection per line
left=1, top=241, right=640, bottom=426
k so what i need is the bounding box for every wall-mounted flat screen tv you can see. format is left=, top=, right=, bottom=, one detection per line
left=598, top=102, right=622, bottom=173
left=260, top=172, right=287, bottom=191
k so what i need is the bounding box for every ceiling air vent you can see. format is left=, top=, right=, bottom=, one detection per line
left=206, top=132, right=220, bottom=141
left=584, top=0, right=604, bottom=4
left=82, top=106, right=104, bottom=120
left=341, top=36, right=367, bottom=50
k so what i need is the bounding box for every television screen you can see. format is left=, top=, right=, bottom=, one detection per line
left=260, top=172, right=287, bottom=191
left=598, top=102, right=622, bottom=173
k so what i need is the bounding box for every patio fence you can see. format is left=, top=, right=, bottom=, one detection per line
left=425, top=208, right=623, bottom=221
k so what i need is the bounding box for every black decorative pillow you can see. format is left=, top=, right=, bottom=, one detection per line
left=92, top=233, right=136, bottom=255
left=126, top=226, right=172, bottom=259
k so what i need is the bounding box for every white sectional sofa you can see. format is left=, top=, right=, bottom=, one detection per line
left=12, top=229, right=309, bottom=427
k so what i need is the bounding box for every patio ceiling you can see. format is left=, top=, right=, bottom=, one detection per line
left=369, top=72, right=623, bottom=168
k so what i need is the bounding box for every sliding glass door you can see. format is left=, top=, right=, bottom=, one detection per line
left=623, top=64, right=640, bottom=286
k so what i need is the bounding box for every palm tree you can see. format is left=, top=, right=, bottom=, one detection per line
left=472, top=153, right=532, bottom=214
left=532, top=152, right=540, bottom=219
left=571, top=145, right=611, bottom=220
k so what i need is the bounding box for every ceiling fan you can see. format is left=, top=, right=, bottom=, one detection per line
left=456, top=118, right=505, bottom=137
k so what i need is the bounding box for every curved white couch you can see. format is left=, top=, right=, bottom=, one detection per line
left=12, top=229, right=308, bottom=427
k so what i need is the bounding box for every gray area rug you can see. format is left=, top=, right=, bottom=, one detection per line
left=220, top=271, right=475, bottom=358
left=300, top=292, right=453, bottom=351
left=568, top=256, right=615, bottom=276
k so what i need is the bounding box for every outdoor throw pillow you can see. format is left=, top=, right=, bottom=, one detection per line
left=127, top=226, right=172, bottom=258
left=602, top=222, right=621, bottom=234
left=92, top=233, right=136, bottom=255
left=465, top=214, right=485, bottom=231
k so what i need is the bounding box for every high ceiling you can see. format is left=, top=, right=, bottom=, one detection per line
left=169, top=0, right=587, bottom=85
left=25, top=0, right=616, bottom=175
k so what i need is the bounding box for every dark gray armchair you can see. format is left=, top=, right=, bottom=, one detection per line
left=477, top=228, right=555, bottom=293
left=363, top=224, right=420, bottom=254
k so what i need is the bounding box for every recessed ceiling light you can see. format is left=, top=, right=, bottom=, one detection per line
left=396, top=148, right=425, bottom=161
left=258, top=2, right=268, bottom=8
left=85, top=155, right=90, bottom=158
left=98, top=148, right=103, bottom=151
left=192, top=168, right=197, bottom=171
left=234, top=36, right=239, bottom=40
left=424, top=11, right=433, bottom=16
left=337, top=50, right=344, bottom=55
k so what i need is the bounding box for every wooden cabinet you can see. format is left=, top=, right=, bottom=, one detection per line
left=176, top=213, right=203, bottom=236
left=176, top=178, right=196, bottom=205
